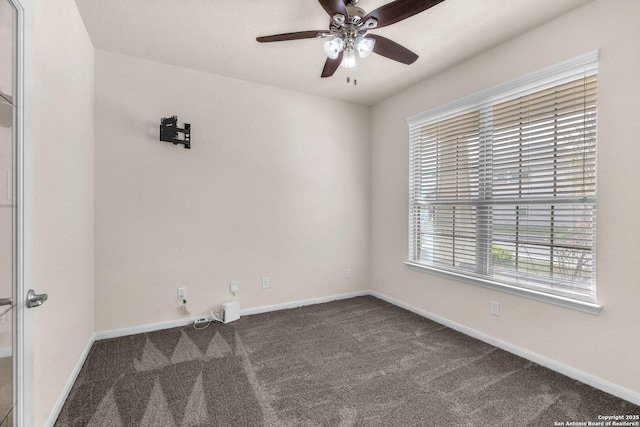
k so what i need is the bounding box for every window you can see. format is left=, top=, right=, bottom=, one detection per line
left=407, top=52, right=599, bottom=312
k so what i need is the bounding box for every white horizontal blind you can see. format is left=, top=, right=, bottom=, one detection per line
left=409, top=53, right=598, bottom=303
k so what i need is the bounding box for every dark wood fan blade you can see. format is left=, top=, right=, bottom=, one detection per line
left=368, top=34, right=418, bottom=65
left=256, top=31, right=325, bottom=43
left=363, top=0, right=445, bottom=29
left=321, top=52, right=343, bottom=78
left=318, top=0, right=348, bottom=18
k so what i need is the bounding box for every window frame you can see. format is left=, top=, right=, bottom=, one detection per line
left=405, top=51, right=602, bottom=315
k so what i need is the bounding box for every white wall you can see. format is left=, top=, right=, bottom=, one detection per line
left=94, top=50, right=370, bottom=331
left=370, top=0, right=640, bottom=396
left=33, top=0, right=94, bottom=424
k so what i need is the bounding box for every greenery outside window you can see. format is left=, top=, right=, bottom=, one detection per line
left=406, top=52, right=599, bottom=312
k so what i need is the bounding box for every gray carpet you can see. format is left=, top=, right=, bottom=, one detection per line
left=55, top=296, right=639, bottom=426
left=0, top=356, right=12, bottom=427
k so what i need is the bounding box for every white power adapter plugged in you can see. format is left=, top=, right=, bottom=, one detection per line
left=222, top=300, right=240, bottom=323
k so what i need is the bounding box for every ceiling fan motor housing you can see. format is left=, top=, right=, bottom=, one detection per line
left=330, top=5, right=371, bottom=39
left=346, top=6, right=366, bottom=24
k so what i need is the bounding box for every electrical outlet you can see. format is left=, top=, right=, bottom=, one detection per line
left=177, top=287, right=187, bottom=300
left=194, top=316, right=208, bottom=324
left=261, top=276, right=270, bottom=289
left=346, top=268, right=352, bottom=278
left=490, top=301, right=500, bottom=316
left=230, top=281, right=239, bottom=294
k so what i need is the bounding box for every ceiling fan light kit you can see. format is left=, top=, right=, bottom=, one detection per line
left=340, top=48, right=357, bottom=68
left=323, top=37, right=344, bottom=59
left=256, top=0, right=446, bottom=78
left=354, top=36, right=375, bottom=58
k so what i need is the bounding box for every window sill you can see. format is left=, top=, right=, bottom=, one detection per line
left=404, top=261, right=603, bottom=315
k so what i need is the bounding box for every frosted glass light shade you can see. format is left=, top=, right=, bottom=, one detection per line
left=340, top=48, right=357, bottom=68
left=354, top=36, right=375, bottom=58
left=323, top=37, right=344, bottom=60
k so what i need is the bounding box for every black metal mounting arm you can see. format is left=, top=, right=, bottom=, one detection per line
left=160, top=116, right=191, bottom=149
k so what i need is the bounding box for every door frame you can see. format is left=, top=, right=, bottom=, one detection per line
left=11, top=0, right=34, bottom=425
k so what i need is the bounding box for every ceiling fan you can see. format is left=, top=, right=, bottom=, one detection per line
left=256, top=0, right=445, bottom=78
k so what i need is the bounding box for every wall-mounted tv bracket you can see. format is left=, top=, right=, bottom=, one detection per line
left=160, top=116, right=191, bottom=149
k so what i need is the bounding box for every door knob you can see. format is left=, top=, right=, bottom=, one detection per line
left=26, top=289, right=48, bottom=309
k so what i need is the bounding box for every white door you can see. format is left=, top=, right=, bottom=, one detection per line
left=1, top=0, right=36, bottom=425
left=0, top=1, right=16, bottom=424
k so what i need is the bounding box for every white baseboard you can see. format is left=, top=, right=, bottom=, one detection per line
left=45, top=332, right=96, bottom=427
left=369, top=290, right=640, bottom=406
left=0, top=346, right=11, bottom=358
left=94, top=291, right=370, bottom=341
left=239, top=290, right=370, bottom=316
left=89, top=288, right=639, bottom=407
left=95, top=317, right=194, bottom=341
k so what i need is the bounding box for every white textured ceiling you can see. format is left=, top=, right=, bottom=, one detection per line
left=74, top=0, right=593, bottom=106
